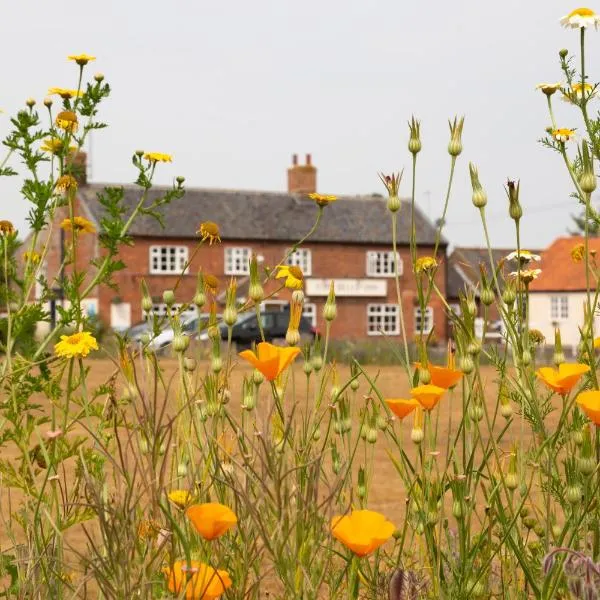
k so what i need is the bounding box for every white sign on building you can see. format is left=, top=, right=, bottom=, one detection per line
left=305, top=279, right=387, bottom=297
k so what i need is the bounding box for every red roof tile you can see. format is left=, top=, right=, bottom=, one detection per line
left=529, top=236, right=600, bottom=292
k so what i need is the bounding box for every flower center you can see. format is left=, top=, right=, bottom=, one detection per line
left=202, top=221, right=219, bottom=236
left=67, top=334, right=83, bottom=345
left=288, top=266, right=304, bottom=280
left=569, top=7, right=596, bottom=17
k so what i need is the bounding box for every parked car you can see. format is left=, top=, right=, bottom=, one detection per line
left=127, top=313, right=209, bottom=351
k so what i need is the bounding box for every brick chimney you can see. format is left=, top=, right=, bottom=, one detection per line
left=68, top=151, right=88, bottom=186
left=287, top=153, right=317, bottom=194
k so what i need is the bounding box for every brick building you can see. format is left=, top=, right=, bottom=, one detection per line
left=42, top=154, right=448, bottom=341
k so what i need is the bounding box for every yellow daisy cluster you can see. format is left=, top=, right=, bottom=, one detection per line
left=415, top=256, right=438, bottom=273
left=60, top=216, right=96, bottom=234
left=143, top=152, right=172, bottom=163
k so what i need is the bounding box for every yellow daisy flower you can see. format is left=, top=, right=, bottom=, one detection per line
left=571, top=243, right=585, bottom=262
left=67, top=54, right=96, bottom=66
left=204, top=274, right=219, bottom=295
left=54, top=331, right=98, bottom=358
left=552, top=128, right=576, bottom=142
left=24, top=250, right=41, bottom=264
left=276, top=265, right=304, bottom=290
left=509, top=268, right=542, bottom=283
left=0, top=220, right=15, bottom=235
left=48, top=88, right=83, bottom=100
left=168, top=490, right=193, bottom=509
left=562, top=82, right=598, bottom=102
left=308, top=192, right=337, bottom=207
left=143, top=152, right=172, bottom=163
left=56, top=174, right=78, bottom=193
left=41, top=137, right=76, bottom=155
left=197, top=221, right=221, bottom=245
left=55, top=110, right=78, bottom=133
left=415, top=256, right=438, bottom=273
left=560, top=7, right=600, bottom=29
left=60, top=216, right=96, bottom=234
left=536, top=82, right=562, bottom=96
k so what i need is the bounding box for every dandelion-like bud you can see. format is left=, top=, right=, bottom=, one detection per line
left=452, top=499, right=464, bottom=520
left=418, top=367, right=431, bottom=385
left=559, top=48, right=569, bottom=59
left=141, top=279, right=153, bottom=313
left=323, top=280, right=337, bottom=322
left=566, top=485, right=582, bottom=505
left=223, top=278, right=238, bottom=327
left=26, top=97, right=36, bottom=108
left=252, top=367, right=264, bottom=385
left=506, top=179, right=523, bottom=222
left=163, top=289, right=175, bottom=306
left=176, top=175, right=186, bottom=185
left=448, top=116, right=464, bottom=157
left=505, top=450, right=519, bottom=491
left=43, top=97, right=53, bottom=107
left=211, top=355, right=223, bottom=374
left=379, top=171, right=403, bottom=213
left=553, top=328, right=565, bottom=367
left=94, top=72, right=105, bottom=82
left=207, top=303, right=220, bottom=341
left=499, top=385, right=512, bottom=419
left=502, top=282, right=516, bottom=307
left=173, top=333, right=190, bottom=353
left=249, top=255, right=264, bottom=303
left=408, top=116, right=422, bottom=155
left=366, top=427, right=378, bottom=444
left=193, top=273, right=206, bottom=309
left=469, top=163, right=487, bottom=208
left=460, top=355, right=474, bottom=374
left=579, top=141, right=597, bottom=194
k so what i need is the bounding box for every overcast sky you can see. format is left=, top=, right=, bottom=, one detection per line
left=1, top=0, right=597, bottom=249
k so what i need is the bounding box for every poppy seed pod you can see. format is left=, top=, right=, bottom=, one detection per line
left=163, top=289, right=175, bottom=306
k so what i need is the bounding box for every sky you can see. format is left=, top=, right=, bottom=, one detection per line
left=1, top=0, right=596, bottom=249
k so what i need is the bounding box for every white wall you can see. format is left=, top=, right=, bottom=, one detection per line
left=529, top=292, right=600, bottom=349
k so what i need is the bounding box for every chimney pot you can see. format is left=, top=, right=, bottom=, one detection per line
left=306, top=153, right=312, bottom=166
left=287, top=152, right=317, bottom=194
left=292, top=153, right=298, bottom=166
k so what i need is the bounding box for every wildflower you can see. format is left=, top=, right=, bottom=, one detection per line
left=504, top=250, right=541, bottom=263
left=414, top=362, right=463, bottom=389
left=48, top=87, right=83, bottom=100
left=24, top=250, right=41, bottom=264
left=572, top=243, right=586, bottom=262
left=323, top=280, right=337, bottom=322
left=529, top=329, right=546, bottom=346
left=415, top=256, right=438, bottom=273
left=138, top=518, right=161, bottom=540
left=204, top=274, right=219, bottom=295
left=552, top=128, right=577, bottom=143
left=197, top=221, right=221, bottom=245
left=55, top=110, right=78, bottom=132
left=577, top=390, right=600, bottom=425
left=54, top=331, right=98, bottom=358
left=168, top=490, right=193, bottom=509
left=239, top=341, right=301, bottom=381
left=67, top=53, right=96, bottom=66
left=308, top=192, right=337, bottom=207
left=385, top=398, right=419, bottom=419
left=410, top=384, right=446, bottom=410
left=143, top=151, right=172, bottom=163
left=60, top=216, right=96, bottom=234
left=560, top=7, right=600, bottom=28
left=41, top=137, right=76, bottom=155
left=411, top=406, right=425, bottom=443
left=408, top=116, right=422, bottom=155
left=0, top=220, right=15, bottom=235
left=536, top=363, right=591, bottom=395
left=249, top=255, right=264, bottom=303
left=222, top=278, right=238, bottom=326
left=56, top=174, right=78, bottom=193
left=469, top=163, right=488, bottom=208
left=448, top=115, right=465, bottom=157
left=536, top=82, right=562, bottom=96
left=185, top=503, right=237, bottom=540
left=509, top=269, right=542, bottom=284
left=163, top=560, right=232, bottom=600
left=379, top=171, right=403, bottom=213
left=276, top=265, right=304, bottom=290
left=286, top=295, right=303, bottom=346
left=330, top=509, right=395, bottom=557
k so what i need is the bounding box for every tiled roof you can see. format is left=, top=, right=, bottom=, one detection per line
left=78, top=184, right=445, bottom=246
left=529, top=236, right=600, bottom=292
left=447, top=247, right=515, bottom=298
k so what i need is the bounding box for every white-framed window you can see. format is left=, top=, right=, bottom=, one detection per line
left=366, top=251, right=403, bottom=277
left=414, top=306, right=434, bottom=335
left=550, top=295, right=569, bottom=321
left=149, top=245, right=188, bottom=275
left=146, top=303, right=197, bottom=320
left=303, top=302, right=317, bottom=327
left=225, top=247, right=251, bottom=275
left=367, top=304, right=400, bottom=336
left=286, top=248, right=312, bottom=276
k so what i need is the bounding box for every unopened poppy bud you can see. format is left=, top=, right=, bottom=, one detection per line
left=312, top=354, right=323, bottom=372
left=448, top=116, right=464, bottom=157
left=411, top=407, right=424, bottom=444
left=173, top=333, right=189, bottom=353
left=467, top=341, right=481, bottom=356
left=141, top=279, right=153, bottom=312
left=408, top=116, right=422, bottom=155
left=376, top=415, right=388, bottom=430
left=419, top=368, right=431, bottom=385
left=323, top=281, right=337, bottom=322
left=502, top=284, right=516, bottom=306
left=163, top=289, right=175, bottom=306
left=580, top=141, right=597, bottom=194
left=481, top=288, right=494, bottom=306
left=139, top=437, right=149, bottom=454
left=521, top=349, right=532, bottom=366
left=460, top=355, right=474, bottom=374
left=253, top=369, right=264, bottom=385
left=312, top=428, right=321, bottom=442
left=468, top=402, right=483, bottom=422
left=578, top=456, right=596, bottom=476
left=177, top=462, right=188, bottom=477
left=506, top=179, right=522, bottom=222
left=223, top=279, right=238, bottom=326
left=303, top=359, right=313, bottom=375
left=183, top=357, right=197, bottom=372
left=469, top=163, right=488, bottom=208
left=366, top=427, right=378, bottom=444
left=350, top=378, right=359, bottom=391
left=248, top=255, right=264, bottom=303
left=566, top=485, right=582, bottom=505
left=211, top=356, right=222, bottom=373
left=286, top=329, right=300, bottom=346
left=452, top=499, right=464, bottom=520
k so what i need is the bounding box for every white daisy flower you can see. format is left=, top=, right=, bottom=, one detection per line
left=552, top=128, right=577, bottom=142
left=505, top=250, right=541, bottom=263
left=561, top=82, right=599, bottom=103
left=560, top=7, right=600, bottom=29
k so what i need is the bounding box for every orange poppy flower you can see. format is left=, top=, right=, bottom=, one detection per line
left=576, top=390, right=600, bottom=425
left=331, top=509, right=395, bottom=557
left=239, top=342, right=301, bottom=381
left=385, top=398, right=419, bottom=419
left=410, top=384, right=445, bottom=411
left=536, top=363, right=590, bottom=395
left=186, top=503, right=237, bottom=540
left=414, top=362, right=463, bottom=389
left=163, top=560, right=232, bottom=600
